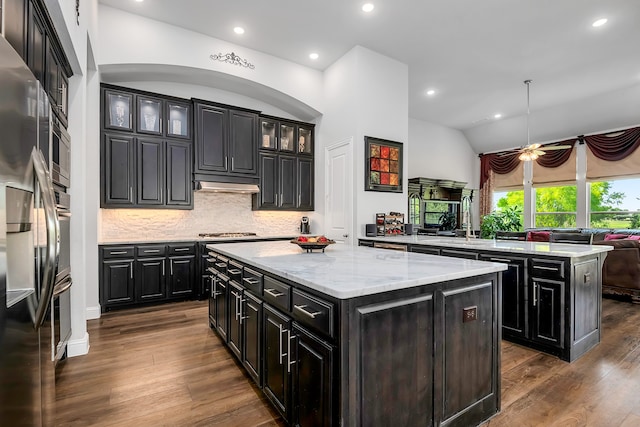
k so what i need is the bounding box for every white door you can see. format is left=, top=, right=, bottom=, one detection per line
left=325, top=139, right=353, bottom=244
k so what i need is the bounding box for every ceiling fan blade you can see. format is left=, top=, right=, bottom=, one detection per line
left=539, top=145, right=573, bottom=151
left=526, top=143, right=542, bottom=150
left=533, top=149, right=546, bottom=156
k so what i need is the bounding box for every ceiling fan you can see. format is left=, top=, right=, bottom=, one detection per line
left=501, top=80, right=572, bottom=161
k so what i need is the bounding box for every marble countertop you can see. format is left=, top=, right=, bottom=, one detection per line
left=206, top=241, right=507, bottom=299
left=99, top=235, right=297, bottom=245
left=359, top=235, right=614, bottom=257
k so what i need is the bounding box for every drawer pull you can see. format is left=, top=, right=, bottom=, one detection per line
left=489, top=257, right=511, bottom=263
left=110, top=251, right=128, bottom=255
left=174, top=247, right=190, bottom=252
left=294, top=304, right=321, bottom=319
left=215, top=262, right=226, bottom=269
left=533, top=283, right=538, bottom=306
left=243, top=277, right=259, bottom=285
left=144, top=249, right=160, bottom=253
left=207, top=258, right=216, bottom=263
left=228, top=268, right=241, bottom=275
left=206, top=267, right=217, bottom=274
left=265, top=288, right=284, bottom=298
left=533, top=265, right=558, bottom=271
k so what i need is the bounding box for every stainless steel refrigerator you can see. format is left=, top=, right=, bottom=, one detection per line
left=0, top=35, right=61, bottom=426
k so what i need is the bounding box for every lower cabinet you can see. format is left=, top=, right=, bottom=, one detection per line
left=242, top=291, right=263, bottom=385
left=530, top=277, right=564, bottom=347
left=100, top=243, right=196, bottom=311
left=263, top=304, right=292, bottom=420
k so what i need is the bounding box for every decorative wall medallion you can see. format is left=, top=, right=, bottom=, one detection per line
left=210, top=52, right=255, bottom=69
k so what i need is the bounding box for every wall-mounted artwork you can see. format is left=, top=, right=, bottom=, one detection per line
left=365, top=136, right=403, bottom=193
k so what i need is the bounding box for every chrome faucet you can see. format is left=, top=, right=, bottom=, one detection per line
left=462, top=193, right=474, bottom=241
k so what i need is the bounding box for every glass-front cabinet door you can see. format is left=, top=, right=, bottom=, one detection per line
left=297, top=125, right=313, bottom=155
left=260, top=118, right=277, bottom=150
left=137, top=95, right=162, bottom=135
left=280, top=123, right=295, bottom=152
left=105, top=90, right=133, bottom=132
left=166, top=101, right=190, bottom=139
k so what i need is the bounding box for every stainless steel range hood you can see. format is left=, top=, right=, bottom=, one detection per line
left=196, top=181, right=260, bottom=194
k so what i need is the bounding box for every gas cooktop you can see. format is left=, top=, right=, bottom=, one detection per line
left=198, top=232, right=257, bottom=238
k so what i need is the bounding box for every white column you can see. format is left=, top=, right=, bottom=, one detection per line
left=575, top=142, right=588, bottom=227
left=523, top=160, right=535, bottom=228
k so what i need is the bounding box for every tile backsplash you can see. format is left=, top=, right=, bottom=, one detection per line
left=100, top=192, right=306, bottom=240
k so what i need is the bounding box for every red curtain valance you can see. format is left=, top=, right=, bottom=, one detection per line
left=479, top=152, right=519, bottom=189
left=584, top=126, right=640, bottom=161
left=535, top=139, right=577, bottom=168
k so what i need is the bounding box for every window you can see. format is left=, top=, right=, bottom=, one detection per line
left=492, top=189, right=525, bottom=225
left=589, top=178, right=640, bottom=229
left=408, top=194, right=421, bottom=225
left=534, top=185, right=576, bottom=227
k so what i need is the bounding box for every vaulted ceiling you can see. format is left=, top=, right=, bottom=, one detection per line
left=99, top=0, right=640, bottom=154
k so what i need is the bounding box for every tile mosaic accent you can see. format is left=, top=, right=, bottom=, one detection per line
left=101, top=192, right=304, bottom=240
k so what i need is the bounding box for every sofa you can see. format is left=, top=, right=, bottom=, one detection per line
left=525, top=228, right=640, bottom=303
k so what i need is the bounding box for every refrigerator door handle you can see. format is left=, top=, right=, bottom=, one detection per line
left=53, top=276, right=73, bottom=297
left=32, top=148, right=60, bottom=329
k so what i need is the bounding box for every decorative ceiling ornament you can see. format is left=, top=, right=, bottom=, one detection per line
left=76, top=0, right=80, bottom=25
left=209, top=52, right=255, bottom=69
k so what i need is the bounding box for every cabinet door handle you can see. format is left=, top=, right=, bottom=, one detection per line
left=533, top=265, right=557, bottom=271
left=278, top=324, right=285, bottom=365
left=129, top=187, right=133, bottom=202
left=110, top=251, right=128, bottom=255
left=144, top=249, right=160, bottom=253
left=265, top=288, right=284, bottom=298
left=207, top=257, right=216, bottom=263
left=533, top=283, right=538, bottom=306
left=231, top=157, right=235, bottom=171
left=294, top=304, right=321, bottom=319
left=275, top=193, right=278, bottom=206
left=167, top=119, right=170, bottom=134
left=239, top=298, right=247, bottom=324
left=225, top=156, right=228, bottom=169
left=174, top=247, right=190, bottom=252
left=243, top=277, right=259, bottom=285
left=130, top=262, right=133, bottom=279
left=228, top=268, right=241, bottom=275
left=170, top=260, right=173, bottom=276
left=206, top=267, right=217, bottom=275
left=287, top=329, right=296, bottom=373
left=162, top=260, right=165, bottom=276
left=215, top=262, right=226, bottom=269
left=584, top=272, right=591, bottom=284
left=489, top=257, right=511, bottom=263
left=247, top=302, right=258, bottom=311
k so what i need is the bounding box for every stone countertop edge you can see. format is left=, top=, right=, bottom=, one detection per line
left=206, top=241, right=507, bottom=300
left=358, top=235, right=614, bottom=257
left=98, top=235, right=298, bottom=245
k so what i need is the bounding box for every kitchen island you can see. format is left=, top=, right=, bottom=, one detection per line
left=206, top=241, right=507, bottom=427
left=359, top=235, right=613, bottom=362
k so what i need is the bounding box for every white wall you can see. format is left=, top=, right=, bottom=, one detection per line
left=97, top=5, right=324, bottom=119
left=408, top=118, right=480, bottom=226
left=317, top=46, right=408, bottom=237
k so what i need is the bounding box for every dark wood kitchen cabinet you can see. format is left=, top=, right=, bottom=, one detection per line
left=263, top=303, right=293, bottom=421
left=27, top=1, right=46, bottom=84
left=101, top=84, right=193, bottom=209
left=242, top=291, right=263, bottom=386
left=253, top=116, right=315, bottom=211
left=100, top=243, right=196, bottom=311
left=4, top=0, right=27, bottom=59
left=193, top=100, right=259, bottom=184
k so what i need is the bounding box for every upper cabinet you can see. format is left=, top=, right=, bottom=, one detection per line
left=193, top=100, right=259, bottom=184
left=253, top=115, right=315, bottom=211
left=100, top=84, right=193, bottom=210
left=6, top=0, right=72, bottom=127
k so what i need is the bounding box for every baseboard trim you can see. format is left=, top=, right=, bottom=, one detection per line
left=86, top=305, right=101, bottom=320
left=67, top=332, right=90, bottom=357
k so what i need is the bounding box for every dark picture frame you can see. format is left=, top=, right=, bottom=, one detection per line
left=365, top=136, right=403, bottom=193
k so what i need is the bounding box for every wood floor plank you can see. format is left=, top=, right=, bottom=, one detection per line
left=56, top=297, right=640, bottom=427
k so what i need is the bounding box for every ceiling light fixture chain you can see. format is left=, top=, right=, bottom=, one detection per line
left=210, top=52, right=255, bottom=69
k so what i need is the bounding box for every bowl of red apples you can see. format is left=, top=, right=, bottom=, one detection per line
left=290, top=235, right=335, bottom=252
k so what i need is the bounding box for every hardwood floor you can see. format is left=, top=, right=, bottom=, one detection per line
left=55, top=298, right=640, bottom=426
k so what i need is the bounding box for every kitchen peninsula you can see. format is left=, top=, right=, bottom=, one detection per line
left=206, top=241, right=507, bottom=426
left=359, top=235, right=613, bottom=362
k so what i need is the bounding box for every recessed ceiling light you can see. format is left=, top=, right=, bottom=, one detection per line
left=494, top=113, right=502, bottom=119
left=362, top=3, right=375, bottom=12
left=592, top=18, right=607, bottom=27
left=309, top=53, right=319, bottom=60
left=426, top=89, right=436, bottom=96
left=233, top=27, right=245, bottom=35
left=135, top=0, right=144, bottom=2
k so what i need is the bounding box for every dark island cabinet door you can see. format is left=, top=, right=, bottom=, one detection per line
left=480, top=255, right=527, bottom=338
left=135, top=257, right=166, bottom=302
left=103, top=133, right=135, bottom=206
left=229, top=110, right=258, bottom=175
left=242, top=292, right=262, bottom=386
left=168, top=256, right=195, bottom=298
left=195, top=103, right=228, bottom=173
left=279, top=154, right=297, bottom=209
left=531, top=278, right=564, bottom=348
left=136, top=138, right=165, bottom=205
left=257, top=152, right=278, bottom=209
left=292, top=323, right=333, bottom=427
left=263, top=304, right=292, bottom=422
left=27, top=2, right=46, bottom=85
left=227, top=281, right=243, bottom=360
left=297, top=157, right=313, bottom=210
left=215, top=274, right=229, bottom=341
left=102, top=259, right=134, bottom=305
left=166, top=140, right=192, bottom=206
